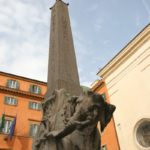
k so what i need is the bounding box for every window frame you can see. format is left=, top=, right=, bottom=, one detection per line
left=29, top=84, right=41, bottom=94
left=29, top=101, right=42, bottom=111
left=134, top=118, right=150, bottom=149
left=1, top=117, right=13, bottom=134
left=4, top=96, right=18, bottom=106
left=7, top=79, right=19, bottom=89
left=29, top=122, right=40, bottom=137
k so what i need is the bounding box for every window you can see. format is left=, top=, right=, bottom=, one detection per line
left=29, top=84, right=41, bottom=94
left=29, top=101, right=41, bottom=111
left=2, top=119, right=13, bottom=134
left=101, top=93, right=106, bottom=101
left=29, top=123, right=39, bottom=137
left=136, top=120, right=150, bottom=148
left=7, top=79, right=19, bottom=89
left=4, top=96, right=17, bottom=106
left=101, top=145, right=107, bottom=150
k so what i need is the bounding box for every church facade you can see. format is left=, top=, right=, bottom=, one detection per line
left=97, top=24, right=150, bottom=150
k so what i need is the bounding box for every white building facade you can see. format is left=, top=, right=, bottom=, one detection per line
left=98, top=24, right=150, bottom=150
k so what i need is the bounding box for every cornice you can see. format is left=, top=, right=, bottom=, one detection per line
left=0, top=85, right=44, bottom=101
left=97, top=23, right=150, bottom=78
left=91, top=79, right=105, bottom=92
left=0, top=71, right=47, bottom=86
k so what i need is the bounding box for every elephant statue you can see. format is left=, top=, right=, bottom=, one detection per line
left=33, top=89, right=116, bottom=150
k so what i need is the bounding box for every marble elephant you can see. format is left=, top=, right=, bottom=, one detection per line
left=33, top=89, right=116, bottom=150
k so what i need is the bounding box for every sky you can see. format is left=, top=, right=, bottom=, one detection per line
left=0, top=0, right=150, bottom=87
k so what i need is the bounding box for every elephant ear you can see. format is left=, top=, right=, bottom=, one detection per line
left=100, top=102, right=116, bottom=132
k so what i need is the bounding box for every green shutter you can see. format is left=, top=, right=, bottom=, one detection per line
left=38, top=103, right=42, bottom=111
left=29, top=124, right=34, bottom=136
left=29, top=85, right=33, bottom=93
left=16, top=81, right=19, bottom=89
left=6, top=80, right=11, bottom=87
left=37, top=103, right=41, bottom=110
left=35, top=124, right=39, bottom=136
left=29, top=124, right=39, bottom=137
left=0, top=113, right=5, bottom=132
left=29, top=101, right=32, bottom=109
left=38, top=86, right=41, bottom=94
left=4, top=96, right=8, bottom=104
left=14, top=98, right=18, bottom=105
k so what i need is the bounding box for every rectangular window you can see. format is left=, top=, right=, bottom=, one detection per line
left=4, top=96, right=17, bottom=106
left=29, top=123, right=39, bottom=137
left=101, top=93, right=106, bottom=101
left=101, top=145, right=107, bottom=150
left=3, top=119, right=13, bottom=134
left=29, top=84, right=41, bottom=94
left=29, top=101, right=41, bottom=111
left=7, top=79, right=19, bottom=89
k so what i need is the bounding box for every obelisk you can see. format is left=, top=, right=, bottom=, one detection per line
left=46, top=0, right=82, bottom=97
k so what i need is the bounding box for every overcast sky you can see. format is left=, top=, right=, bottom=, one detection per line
left=0, top=0, right=150, bottom=87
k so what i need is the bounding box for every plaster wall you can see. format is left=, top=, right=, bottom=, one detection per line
left=104, top=38, right=150, bottom=150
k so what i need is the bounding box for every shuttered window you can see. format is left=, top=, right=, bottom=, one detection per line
left=7, top=79, right=19, bottom=89
left=3, top=119, right=13, bottom=134
left=4, top=96, right=18, bottom=106
left=29, top=101, right=41, bottom=111
left=29, top=123, right=39, bottom=137
left=29, top=84, right=41, bottom=94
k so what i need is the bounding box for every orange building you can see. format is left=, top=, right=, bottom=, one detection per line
left=92, top=79, right=120, bottom=150
left=0, top=70, right=120, bottom=150
left=0, top=71, right=47, bottom=150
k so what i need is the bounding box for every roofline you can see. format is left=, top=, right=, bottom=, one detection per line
left=0, top=71, right=47, bottom=85
left=91, top=79, right=105, bottom=92
left=97, top=22, right=150, bottom=76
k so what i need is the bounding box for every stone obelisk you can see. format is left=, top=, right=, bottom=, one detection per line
left=46, top=0, right=82, bottom=97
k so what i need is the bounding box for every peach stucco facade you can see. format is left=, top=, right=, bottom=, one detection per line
left=92, top=80, right=120, bottom=150
left=0, top=71, right=47, bottom=150
left=0, top=70, right=121, bottom=150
